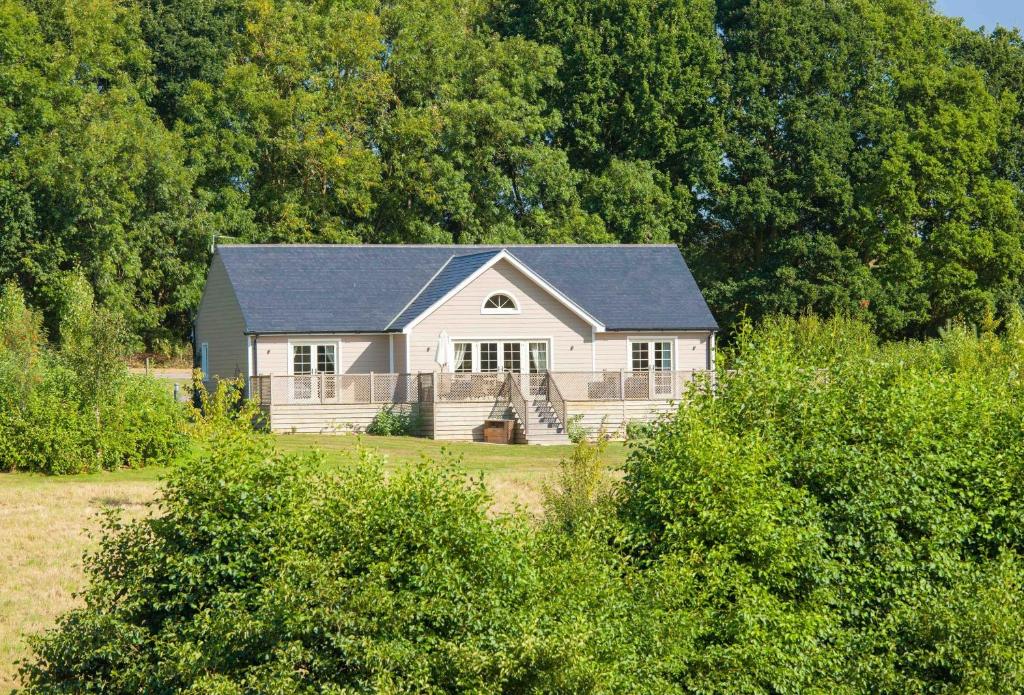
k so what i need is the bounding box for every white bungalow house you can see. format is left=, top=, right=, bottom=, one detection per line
left=193, top=244, right=718, bottom=443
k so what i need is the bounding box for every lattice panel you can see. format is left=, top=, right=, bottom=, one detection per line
left=436, top=373, right=506, bottom=401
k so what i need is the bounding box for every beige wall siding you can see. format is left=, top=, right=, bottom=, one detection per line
left=256, top=334, right=391, bottom=375
left=194, top=254, right=247, bottom=381
left=392, top=333, right=407, bottom=373
left=593, top=331, right=712, bottom=371
left=265, top=397, right=675, bottom=441
left=407, top=259, right=594, bottom=373
left=268, top=402, right=431, bottom=435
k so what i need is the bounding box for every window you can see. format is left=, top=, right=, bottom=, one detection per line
left=503, top=342, right=521, bottom=373
left=528, top=342, right=548, bottom=373
left=453, top=342, right=473, bottom=373
left=631, top=340, right=673, bottom=371
left=654, top=341, right=672, bottom=370
left=481, top=292, right=519, bottom=314
left=317, top=345, right=336, bottom=374
left=293, top=344, right=337, bottom=375
left=449, top=340, right=549, bottom=374
left=293, top=345, right=312, bottom=375
left=479, top=342, right=499, bottom=372
left=200, top=343, right=209, bottom=378
left=631, top=342, right=649, bottom=371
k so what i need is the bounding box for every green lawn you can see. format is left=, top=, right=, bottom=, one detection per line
left=0, top=435, right=626, bottom=692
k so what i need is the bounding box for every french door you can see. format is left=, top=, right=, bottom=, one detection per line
left=452, top=340, right=550, bottom=397
left=630, top=339, right=674, bottom=396
left=292, top=343, right=337, bottom=402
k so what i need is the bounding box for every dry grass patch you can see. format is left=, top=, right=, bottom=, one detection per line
left=0, top=475, right=160, bottom=692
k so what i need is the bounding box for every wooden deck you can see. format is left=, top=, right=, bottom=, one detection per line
left=249, top=371, right=710, bottom=442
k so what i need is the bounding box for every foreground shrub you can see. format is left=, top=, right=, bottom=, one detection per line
left=22, top=315, right=1024, bottom=692
left=21, top=439, right=645, bottom=692
left=621, top=315, right=1024, bottom=692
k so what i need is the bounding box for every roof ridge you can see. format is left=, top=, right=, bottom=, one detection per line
left=448, top=248, right=506, bottom=259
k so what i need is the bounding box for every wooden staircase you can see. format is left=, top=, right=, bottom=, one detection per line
left=504, top=373, right=570, bottom=445
left=517, top=397, right=569, bottom=445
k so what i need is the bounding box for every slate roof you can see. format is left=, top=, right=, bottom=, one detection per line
left=214, top=244, right=718, bottom=334
left=388, top=249, right=503, bottom=329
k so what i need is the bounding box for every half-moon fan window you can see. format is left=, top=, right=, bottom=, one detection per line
left=484, top=293, right=517, bottom=311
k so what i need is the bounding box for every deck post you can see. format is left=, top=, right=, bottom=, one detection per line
left=648, top=369, right=654, bottom=399
left=369, top=372, right=375, bottom=403
left=619, top=369, right=625, bottom=401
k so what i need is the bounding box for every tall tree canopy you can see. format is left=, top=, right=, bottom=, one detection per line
left=2, top=0, right=1024, bottom=345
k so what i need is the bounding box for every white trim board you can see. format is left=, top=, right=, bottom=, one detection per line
left=286, top=338, right=343, bottom=376
left=446, top=337, right=555, bottom=374
left=397, top=249, right=606, bottom=333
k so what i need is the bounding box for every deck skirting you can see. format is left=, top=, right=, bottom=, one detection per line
left=267, top=402, right=433, bottom=436
left=263, top=398, right=678, bottom=442
left=562, top=400, right=680, bottom=439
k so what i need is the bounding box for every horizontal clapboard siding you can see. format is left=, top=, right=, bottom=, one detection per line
left=593, top=331, right=712, bottom=371
left=258, top=334, right=391, bottom=375
left=194, top=254, right=247, bottom=382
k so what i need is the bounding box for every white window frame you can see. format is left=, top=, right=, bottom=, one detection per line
left=287, top=339, right=343, bottom=376
left=627, top=337, right=676, bottom=372
left=480, top=291, right=521, bottom=315
left=448, top=338, right=554, bottom=374
left=199, top=342, right=209, bottom=378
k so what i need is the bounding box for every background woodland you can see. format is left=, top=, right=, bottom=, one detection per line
left=3, top=0, right=1024, bottom=347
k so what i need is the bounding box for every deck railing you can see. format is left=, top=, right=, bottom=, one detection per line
left=249, top=370, right=710, bottom=406
left=249, top=373, right=430, bottom=406
left=504, top=374, right=529, bottom=438
left=434, top=372, right=507, bottom=402
left=546, top=373, right=568, bottom=427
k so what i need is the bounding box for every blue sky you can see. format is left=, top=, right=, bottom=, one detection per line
left=934, top=0, right=1024, bottom=31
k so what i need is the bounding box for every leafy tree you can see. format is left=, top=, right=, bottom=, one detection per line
left=138, top=0, right=248, bottom=125
left=692, top=0, right=1024, bottom=337
left=0, top=0, right=210, bottom=346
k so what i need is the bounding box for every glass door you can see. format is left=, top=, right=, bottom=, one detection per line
left=526, top=342, right=548, bottom=395
left=317, top=344, right=337, bottom=400
left=629, top=339, right=674, bottom=397
left=292, top=344, right=337, bottom=402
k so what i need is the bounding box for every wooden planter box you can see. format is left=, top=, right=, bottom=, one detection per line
left=483, top=418, right=515, bottom=444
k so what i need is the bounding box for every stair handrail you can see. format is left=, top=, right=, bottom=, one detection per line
left=505, top=373, right=529, bottom=438
left=546, top=372, right=568, bottom=430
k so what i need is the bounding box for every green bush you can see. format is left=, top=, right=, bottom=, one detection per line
left=22, top=315, right=1024, bottom=692
left=624, top=419, right=654, bottom=442
left=620, top=315, right=1024, bottom=691
left=20, top=440, right=643, bottom=692
left=365, top=404, right=418, bottom=436
left=0, top=280, right=188, bottom=473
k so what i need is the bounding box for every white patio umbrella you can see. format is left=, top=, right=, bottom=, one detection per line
left=435, top=330, right=453, bottom=371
